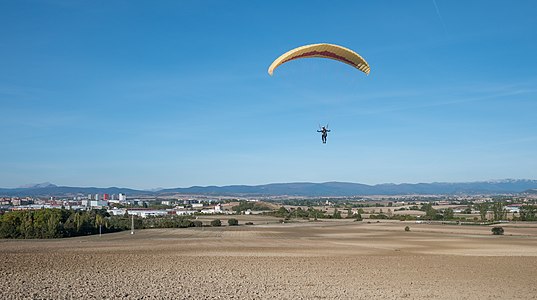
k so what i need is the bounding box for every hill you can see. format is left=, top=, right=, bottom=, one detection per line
left=2, top=179, right=537, bottom=197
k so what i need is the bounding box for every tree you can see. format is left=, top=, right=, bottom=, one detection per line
left=95, top=214, right=104, bottom=228
left=74, top=212, right=83, bottom=232
left=421, top=203, right=437, bottom=220
left=232, top=201, right=270, bottom=213
left=491, top=226, right=504, bottom=235
left=520, top=205, right=537, bottom=221
left=307, top=207, right=325, bottom=220
left=275, top=206, right=289, bottom=218
left=0, top=209, right=136, bottom=239
left=21, top=212, right=36, bottom=239
left=291, top=207, right=309, bottom=219
left=227, top=218, right=239, bottom=226
left=95, top=214, right=105, bottom=236
left=0, top=212, right=21, bottom=238
left=332, top=209, right=342, bottom=219
left=45, top=210, right=62, bottom=238
left=475, top=203, right=489, bottom=221
left=492, top=202, right=507, bottom=221
left=370, top=214, right=388, bottom=219
left=211, top=219, right=222, bottom=227
left=63, top=216, right=76, bottom=237
left=443, top=208, right=454, bottom=220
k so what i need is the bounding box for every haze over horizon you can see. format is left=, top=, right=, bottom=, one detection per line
left=5, top=178, right=537, bottom=191
left=2, top=1, right=536, bottom=190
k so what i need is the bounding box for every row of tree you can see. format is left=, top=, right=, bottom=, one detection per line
left=476, top=203, right=537, bottom=221
left=420, top=202, right=537, bottom=222
left=0, top=209, right=203, bottom=239
left=0, top=208, right=247, bottom=239
left=0, top=209, right=119, bottom=239
left=365, top=203, right=537, bottom=222
left=268, top=206, right=362, bottom=220
left=266, top=203, right=537, bottom=222
left=231, top=201, right=271, bottom=213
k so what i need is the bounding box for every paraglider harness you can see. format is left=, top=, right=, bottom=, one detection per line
left=317, top=125, right=330, bottom=144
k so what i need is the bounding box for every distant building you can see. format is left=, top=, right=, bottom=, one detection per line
left=90, top=200, right=108, bottom=208
left=200, top=204, right=226, bottom=214
left=118, top=193, right=127, bottom=201
left=174, top=210, right=196, bottom=216
left=183, top=199, right=199, bottom=205
left=124, top=200, right=138, bottom=206
left=108, top=208, right=170, bottom=218
left=108, top=208, right=127, bottom=216
left=12, top=199, right=29, bottom=206
left=81, top=199, right=108, bottom=209
left=506, top=205, right=522, bottom=213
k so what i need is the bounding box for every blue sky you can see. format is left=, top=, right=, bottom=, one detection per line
left=1, top=0, right=536, bottom=189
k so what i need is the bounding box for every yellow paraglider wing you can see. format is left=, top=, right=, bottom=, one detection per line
left=268, top=43, right=370, bottom=76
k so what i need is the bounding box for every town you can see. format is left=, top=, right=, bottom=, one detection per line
left=0, top=193, right=234, bottom=218
left=2, top=192, right=537, bottom=222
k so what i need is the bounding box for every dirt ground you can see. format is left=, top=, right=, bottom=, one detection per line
left=1, top=218, right=536, bottom=299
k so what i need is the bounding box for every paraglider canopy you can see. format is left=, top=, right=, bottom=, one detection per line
left=268, top=43, right=370, bottom=76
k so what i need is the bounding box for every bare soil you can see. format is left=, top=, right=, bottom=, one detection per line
left=1, top=218, right=536, bottom=299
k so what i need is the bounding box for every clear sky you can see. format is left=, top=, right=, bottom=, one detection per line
left=1, top=0, right=536, bottom=189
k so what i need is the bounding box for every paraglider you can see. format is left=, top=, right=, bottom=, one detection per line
left=268, top=43, right=370, bottom=76
left=317, top=125, right=331, bottom=144
left=268, top=43, right=370, bottom=144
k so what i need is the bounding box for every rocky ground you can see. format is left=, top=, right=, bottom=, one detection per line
left=1, top=219, right=536, bottom=299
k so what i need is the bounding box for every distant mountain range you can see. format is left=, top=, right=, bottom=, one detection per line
left=1, top=179, right=537, bottom=197
left=1, top=184, right=151, bottom=198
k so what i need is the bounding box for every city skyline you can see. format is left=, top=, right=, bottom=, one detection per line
left=1, top=1, right=536, bottom=189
